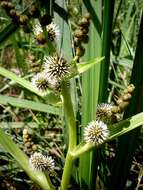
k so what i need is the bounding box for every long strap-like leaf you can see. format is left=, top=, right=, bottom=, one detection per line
left=110, top=11, right=143, bottom=190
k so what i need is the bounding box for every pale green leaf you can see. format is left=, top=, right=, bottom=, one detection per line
left=0, top=67, right=42, bottom=95
left=0, top=128, right=53, bottom=190
left=109, top=112, right=143, bottom=140
left=0, top=95, right=62, bottom=115
left=72, top=112, right=143, bottom=159
left=0, top=67, right=61, bottom=104
left=0, top=122, right=56, bottom=129
left=77, top=57, right=104, bottom=74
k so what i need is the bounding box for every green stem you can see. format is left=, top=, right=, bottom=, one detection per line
left=71, top=143, right=95, bottom=159
left=61, top=81, right=77, bottom=150
left=60, top=152, right=73, bottom=190
left=60, top=81, right=77, bottom=190
left=44, top=172, right=55, bottom=190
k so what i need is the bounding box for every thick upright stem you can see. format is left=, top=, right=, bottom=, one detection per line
left=61, top=81, right=77, bottom=150
left=60, top=152, right=73, bottom=190
left=60, top=81, right=77, bottom=190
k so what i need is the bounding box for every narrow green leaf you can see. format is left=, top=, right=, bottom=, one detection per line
left=0, top=95, right=62, bottom=115
left=0, top=24, right=18, bottom=45
left=0, top=128, right=53, bottom=190
left=79, top=0, right=102, bottom=189
left=0, top=122, right=59, bottom=129
left=110, top=12, right=143, bottom=190
left=0, top=67, right=41, bottom=95
left=0, top=67, right=61, bottom=104
left=99, top=0, right=115, bottom=101
left=12, top=35, right=28, bottom=74
left=109, top=112, right=143, bottom=139
left=77, top=57, right=104, bottom=74
left=119, top=1, right=136, bottom=57
left=72, top=112, right=143, bottom=159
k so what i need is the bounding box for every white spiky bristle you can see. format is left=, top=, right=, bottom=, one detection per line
left=33, top=22, right=43, bottom=35
left=43, top=55, right=70, bottom=80
left=84, top=120, right=109, bottom=145
left=46, top=22, right=60, bottom=42
left=29, top=152, right=55, bottom=173
left=96, top=103, right=113, bottom=124
left=32, top=72, right=49, bottom=92
left=32, top=71, right=60, bottom=92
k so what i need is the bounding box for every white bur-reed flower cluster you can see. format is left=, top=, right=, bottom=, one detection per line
left=96, top=103, right=113, bottom=124
left=32, top=72, right=51, bottom=92
left=33, top=22, right=43, bottom=36
left=32, top=71, right=59, bottom=93
left=31, top=54, right=70, bottom=93
left=84, top=120, right=109, bottom=145
left=33, top=21, right=60, bottom=43
left=44, top=55, right=70, bottom=80
left=31, top=19, right=72, bottom=93
left=29, top=152, right=55, bottom=174
left=46, top=22, right=60, bottom=42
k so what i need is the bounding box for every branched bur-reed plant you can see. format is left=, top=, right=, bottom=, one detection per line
left=0, top=1, right=143, bottom=190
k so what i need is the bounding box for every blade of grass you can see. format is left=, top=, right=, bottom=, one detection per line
left=0, top=74, right=32, bottom=93
left=0, top=24, right=18, bottom=45
left=120, top=16, right=135, bottom=58
left=79, top=0, right=102, bottom=189
left=119, top=0, right=136, bottom=57
left=0, top=67, right=61, bottom=103
left=99, top=0, right=115, bottom=102
left=0, top=67, right=42, bottom=95
left=11, top=34, right=28, bottom=75
left=77, top=57, right=104, bottom=74
left=96, top=0, right=115, bottom=188
left=0, top=122, right=62, bottom=129
left=0, top=95, right=62, bottom=115
left=71, top=112, right=143, bottom=159
left=109, top=112, right=143, bottom=139
left=109, top=11, right=143, bottom=190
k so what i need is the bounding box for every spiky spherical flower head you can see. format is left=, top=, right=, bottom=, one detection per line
left=33, top=22, right=43, bottom=36
left=32, top=72, right=60, bottom=92
left=96, top=103, right=113, bottom=124
left=29, top=152, right=55, bottom=173
left=44, top=55, right=70, bottom=80
left=84, top=120, right=109, bottom=145
left=45, top=73, right=61, bottom=90
left=33, top=22, right=46, bottom=44
left=33, top=21, right=60, bottom=44
left=32, top=72, right=50, bottom=92
left=46, top=22, right=60, bottom=42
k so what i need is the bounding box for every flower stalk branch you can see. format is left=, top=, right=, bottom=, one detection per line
left=71, top=143, right=95, bottom=160
left=44, top=172, right=55, bottom=190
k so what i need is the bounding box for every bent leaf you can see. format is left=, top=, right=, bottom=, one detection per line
left=0, top=128, right=53, bottom=190
left=0, top=67, right=61, bottom=104
left=108, top=112, right=143, bottom=140
left=77, top=57, right=104, bottom=74
left=0, top=67, right=42, bottom=95
left=72, top=112, right=143, bottom=159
